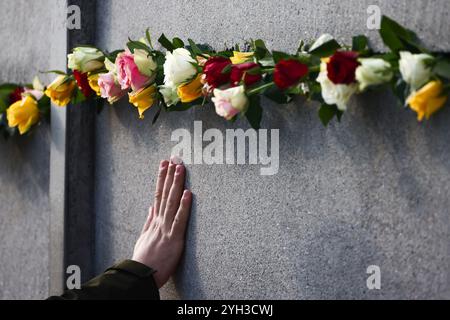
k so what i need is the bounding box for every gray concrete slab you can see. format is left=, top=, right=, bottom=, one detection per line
left=0, top=0, right=57, bottom=300
left=94, top=0, right=450, bottom=299
left=1, top=0, right=449, bottom=300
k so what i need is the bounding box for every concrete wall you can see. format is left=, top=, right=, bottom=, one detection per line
left=0, top=0, right=449, bottom=300
left=94, top=0, right=450, bottom=299
left=0, top=0, right=56, bottom=300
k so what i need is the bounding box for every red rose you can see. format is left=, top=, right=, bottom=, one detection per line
left=273, top=59, right=309, bottom=90
left=230, top=62, right=262, bottom=87
left=203, top=56, right=232, bottom=89
left=326, top=51, right=359, bottom=84
left=9, top=87, right=25, bottom=104
left=73, top=70, right=94, bottom=97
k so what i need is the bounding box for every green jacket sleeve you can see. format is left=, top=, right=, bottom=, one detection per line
left=47, top=260, right=160, bottom=300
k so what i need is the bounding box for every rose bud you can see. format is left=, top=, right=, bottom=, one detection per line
left=274, top=59, right=309, bottom=90
left=326, top=51, right=359, bottom=85
left=230, top=62, right=262, bottom=87
left=73, top=70, right=94, bottom=97
left=203, top=56, right=232, bottom=89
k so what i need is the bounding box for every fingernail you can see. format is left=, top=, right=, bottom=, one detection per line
left=160, top=160, right=168, bottom=168
left=170, top=155, right=183, bottom=165
left=176, top=165, right=184, bottom=174
left=183, top=190, right=191, bottom=198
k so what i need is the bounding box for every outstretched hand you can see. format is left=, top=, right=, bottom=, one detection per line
left=132, top=158, right=192, bottom=288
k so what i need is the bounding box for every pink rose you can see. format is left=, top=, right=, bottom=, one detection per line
left=211, top=86, right=249, bottom=120
left=116, top=51, right=150, bottom=91
left=98, top=72, right=126, bottom=103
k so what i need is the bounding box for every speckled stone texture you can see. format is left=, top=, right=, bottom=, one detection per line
left=0, top=0, right=56, bottom=300
left=93, top=0, right=450, bottom=299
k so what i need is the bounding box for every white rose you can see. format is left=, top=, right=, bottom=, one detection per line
left=399, top=51, right=433, bottom=90
left=211, top=85, right=249, bottom=120
left=317, top=61, right=358, bottom=111
left=159, top=84, right=180, bottom=107
left=309, top=34, right=335, bottom=52
left=163, top=48, right=197, bottom=87
left=67, top=47, right=104, bottom=73
left=355, top=58, right=393, bottom=91
left=134, top=49, right=157, bottom=77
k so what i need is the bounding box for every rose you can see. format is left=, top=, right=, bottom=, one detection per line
left=44, top=75, right=76, bottom=107
left=203, top=56, right=231, bottom=89
left=87, top=73, right=101, bottom=96
left=67, top=47, right=104, bottom=73
left=211, top=85, right=249, bottom=120
left=159, top=84, right=180, bottom=107
left=116, top=51, right=151, bottom=91
left=317, top=60, right=358, bottom=111
left=23, top=88, right=44, bottom=101
left=9, top=87, right=24, bottom=104
left=407, top=80, right=447, bottom=121
left=129, top=85, right=157, bottom=119
left=6, top=95, right=39, bottom=135
left=73, top=70, right=94, bottom=97
left=327, top=51, right=359, bottom=84
left=355, top=58, right=393, bottom=91
left=399, top=51, right=433, bottom=90
left=23, top=76, right=45, bottom=101
left=177, top=74, right=203, bottom=103
left=274, top=59, right=309, bottom=90
left=133, top=49, right=158, bottom=77
left=230, top=62, right=262, bottom=87
left=98, top=72, right=127, bottom=104
left=163, top=48, right=197, bottom=87
left=230, top=51, right=254, bottom=64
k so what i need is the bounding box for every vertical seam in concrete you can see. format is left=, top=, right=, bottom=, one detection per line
left=49, top=0, right=97, bottom=295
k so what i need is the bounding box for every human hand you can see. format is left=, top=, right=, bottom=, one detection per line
left=132, top=158, right=192, bottom=289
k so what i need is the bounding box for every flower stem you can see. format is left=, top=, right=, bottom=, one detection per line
left=247, top=82, right=275, bottom=96
left=309, top=65, right=320, bottom=73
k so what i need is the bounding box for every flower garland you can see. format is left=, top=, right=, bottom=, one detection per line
left=0, top=16, right=449, bottom=137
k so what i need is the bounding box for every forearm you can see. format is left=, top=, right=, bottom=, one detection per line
left=47, top=260, right=160, bottom=300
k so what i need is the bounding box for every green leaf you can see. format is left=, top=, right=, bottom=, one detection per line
left=0, top=83, right=19, bottom=91
left=158, top=33, right=175, bottom=52
left=253, top=39, right=268, bottom=59
left=40, top=70, right=67, bottom=75
left=127, top=39, right=151, bottom=53
left=272, top=51, right=290, bottom=63
left=264, top=86, right=292, bottom=104
left=318, top=104, right=343, bottom=126
left=152, top=104, right=163, bottom=124
left=166, top=100, right=200, bottom=112
left=433, top=58, right=450, bottom=80
left=188, top=39, right=203, bottom=56
left=221, top=63, right=232, bottom=74
left=352, top=35, right=368, bottom=52
left=309, top=39, right=341, bottom=57
left=379, top=15, right=425, bottom=53
left=145, top=28, right=154, bottom=49
left=392, top=78, right=409, bottom=106
left=245, top=95, right=263, bottom=129
left=37, top=95, right=50, bottom=117
left=172, top=37, right=185, bottom=49
left=70, top=87, right=86, bottom=105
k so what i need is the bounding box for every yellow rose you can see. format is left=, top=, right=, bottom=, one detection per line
left=230, top=51, right=254, bottom=64
left=44, top=75, right=76, bottom=107
left=177, top=74, right=203, bottom=103
left=128, top=85, right=157, bottom=119
left=6, top=95, right=40, bottom=135
left=88, top=73, right=101, bottom=96
left=408, top=80, right=448, bottom=121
